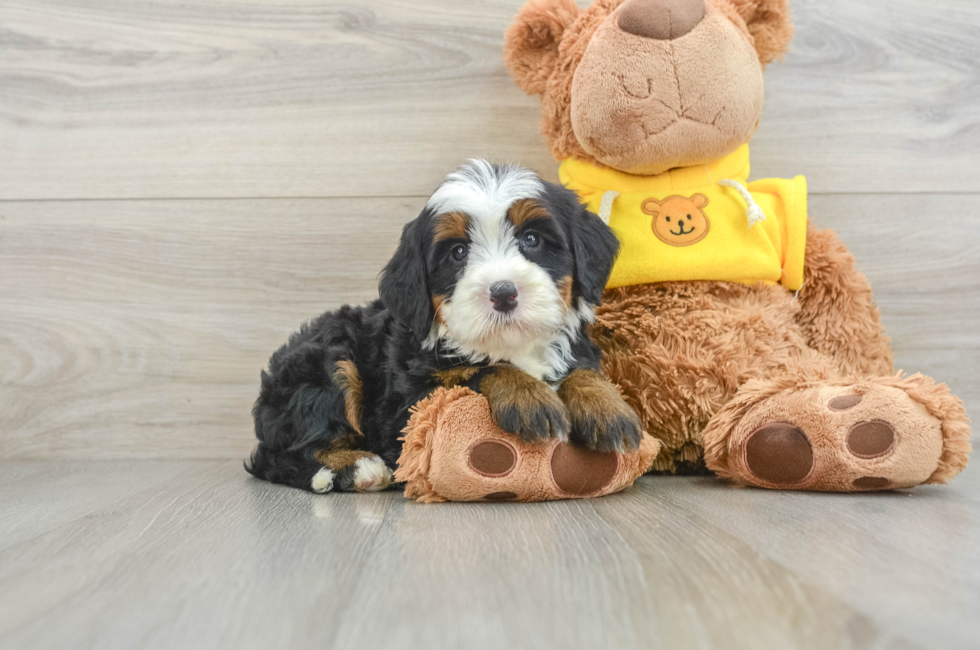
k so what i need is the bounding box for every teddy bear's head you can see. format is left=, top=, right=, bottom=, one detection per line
left=505, top=0, right=793, bottom=176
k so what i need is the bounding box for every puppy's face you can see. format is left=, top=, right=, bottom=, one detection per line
left=428, top=169, right=577, bottom=356
left=380, top=161, right=619, bottom=368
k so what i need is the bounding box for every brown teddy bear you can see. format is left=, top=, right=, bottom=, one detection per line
left=498, top=0, right=972, bottom=491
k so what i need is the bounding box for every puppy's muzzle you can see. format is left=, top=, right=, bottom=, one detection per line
left=489, top=281, right=519, bottom=313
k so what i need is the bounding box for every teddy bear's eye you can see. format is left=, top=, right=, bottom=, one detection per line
left=665, top=217, right=671, bottom=222
left=686, top=214, right=692, bottom=220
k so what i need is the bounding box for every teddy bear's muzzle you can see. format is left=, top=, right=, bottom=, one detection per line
left=617, top=0, right=706, bottom=41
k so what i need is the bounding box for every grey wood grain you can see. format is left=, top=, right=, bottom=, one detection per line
left=0, top=461, right=197, bottom=551
left=337, top=482, right=911, bottom=650
left=649, top=472, right=980, bottom=650
left=4, top=460, right=977, bottom=650
left=752, top=0, right=980, bottom=192
left=1, top=0, right=979, bottom=200
left=1, top=193, right=976, bottom=459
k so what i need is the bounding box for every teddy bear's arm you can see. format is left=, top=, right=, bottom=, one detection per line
left=794, top=221, right=894, bottom=376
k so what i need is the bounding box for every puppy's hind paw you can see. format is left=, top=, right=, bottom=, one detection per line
left=310, top=468, right=335, bottom=494
left=353, top=456, right=394, bottom=492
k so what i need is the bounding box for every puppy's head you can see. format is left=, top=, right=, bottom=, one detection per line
left=379, top=160, right=619, bottom=362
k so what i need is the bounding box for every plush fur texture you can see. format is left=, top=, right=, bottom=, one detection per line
left=505, top=0, right=971, bottom=490
left=396, top=387, right=660, bottom=503
left=592, top=224, right=971, bottom=483
left=246, top=161, right=638, bottom=493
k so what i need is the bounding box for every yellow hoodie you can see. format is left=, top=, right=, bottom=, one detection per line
left=559, top=145, right=807, bottom=291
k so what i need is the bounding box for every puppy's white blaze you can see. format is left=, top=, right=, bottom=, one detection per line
left=353, top=456, right=393, bottom=492
left=310, top=468, right=334, bottom=494
left=426, top=160, right=543, bottom=221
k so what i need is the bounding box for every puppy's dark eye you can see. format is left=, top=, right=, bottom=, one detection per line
left=451, top=244, right=468, bottom=261
left=521, top=232, right=541, bottom=249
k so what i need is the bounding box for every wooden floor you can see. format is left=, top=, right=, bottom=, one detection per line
left=2, top=0, right=979, bottom=648
left=0, top=461, right=977, bottom=650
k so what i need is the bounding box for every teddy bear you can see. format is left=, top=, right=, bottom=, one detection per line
left=395, top=0, right=970, bottom=502
left=494, top=0, right=972, bottom=491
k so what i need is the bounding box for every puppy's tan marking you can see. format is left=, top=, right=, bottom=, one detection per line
left=480, top=365, right=569, bottom=440
left=558, top=369, right=621, bottom=420
left=333, top=359, right=364, bottom=435
left=507, top=198, right=549, bottom=228
left=558, top=368, right=642, bottom=450
left=558, top=275, right=573, bottom=309
left=481, top=366, right=546, bottom=411
left=433, top=366, right=480, bottom=387
left=314, top=448, right=375, bottom=470
left=434, top=211, right=470, bottom=242
left=432, top=294, right=447, bottom=325
left=325, top=433, right=361, bottom=452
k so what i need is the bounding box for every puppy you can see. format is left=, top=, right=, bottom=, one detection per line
left=246, top=160, right=642, bottom=493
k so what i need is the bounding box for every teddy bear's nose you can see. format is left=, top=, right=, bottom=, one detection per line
left=617, top=0, right=706, bottom=40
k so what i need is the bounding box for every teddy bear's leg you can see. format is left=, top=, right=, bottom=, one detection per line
left=794, top=222, right=894, bottom=377
left=702, top=368, right=971, bottom=491
left=396, top=387, right=660, bottom=502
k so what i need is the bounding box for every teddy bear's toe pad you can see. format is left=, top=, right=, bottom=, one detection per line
left=846, top=421, right=896, bottom=458
left=550, top=444, right=619, bottom=496
left=829, top=394, right=863, bottom=411
left=468, top=440, right=517, bottom=477
left=744, top=423, right=814, bottom=485
left=852, top=476, right=890, bottom=489
left=484, top=491, right=519, bottom=501
left=730, top=383, right=945, bottom=491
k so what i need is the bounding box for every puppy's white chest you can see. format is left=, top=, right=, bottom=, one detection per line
left=504, top=343, right=568, bottom=385
left=506, top=351, right=551, bottom=382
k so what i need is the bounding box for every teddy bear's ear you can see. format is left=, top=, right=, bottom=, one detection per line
left=692, top=194, right=709, bottom=208
left=727, top=0, right=794, bottom=65
left=641, top=198, right=662, bottom=216
left=504, top=0, right=581, bottom=95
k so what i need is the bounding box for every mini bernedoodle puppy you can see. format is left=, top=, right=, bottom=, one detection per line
left=246, top=160, right=643, bottom=494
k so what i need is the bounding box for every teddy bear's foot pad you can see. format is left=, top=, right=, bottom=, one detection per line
left=397, top=387, right=660, bottom=503
left=743, top=422, right=813, bottom=485
left=466, top=440, right=618, bottom=500
left=730, top=383, right=946, bottom=492
left=550, top=444, right=619, bottom=496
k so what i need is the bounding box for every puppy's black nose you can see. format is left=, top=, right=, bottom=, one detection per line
left=489, top=281, right=518, bottom=313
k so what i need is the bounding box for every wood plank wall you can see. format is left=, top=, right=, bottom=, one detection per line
left=1, top=0, right=978, bottom=459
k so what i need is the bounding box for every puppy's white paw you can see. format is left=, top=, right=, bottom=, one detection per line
left=310, top=467, right=335, bottom=494
left=353, top=456, right=393, bottom=492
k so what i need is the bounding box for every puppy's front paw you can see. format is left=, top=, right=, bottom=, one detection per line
left=480, top=366, right=570, bottom=443
left=559, top=369, right=643, bottom=453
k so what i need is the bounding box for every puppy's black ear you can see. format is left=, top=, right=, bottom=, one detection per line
left=551, top=184, right=619, bottom=305
left=379, top=215, right=434, bottom=340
